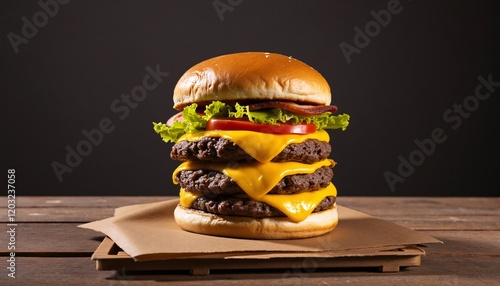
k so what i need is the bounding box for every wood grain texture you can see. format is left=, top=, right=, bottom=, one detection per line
left=2, top=197, right=499, bottom=231
left=338, top=197, right=500, bottom=216
left=3, top=223, right=499, bottom=258
left=0, top=196, right=171, bottom=208
left=0, top=197, right=498, bottom=285
left=2, top=210, right=497, bottom=230
left=0, top=223, right=102, bottom=256
left=5, top=196, right=500, bottom=212
left=0, top=257, right=498, bottom=285
left=423, top=231, right=500, bottom=257
left=0, top=207, right=115, bottom=222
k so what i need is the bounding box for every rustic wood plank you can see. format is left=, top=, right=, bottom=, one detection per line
left=423, top=231, right=500, bottom=257
left=4, top=197, right=500, bottom=217
left=0, top=196, right=172, bottom=208
left=3, top=223, right=499, bottom=258
left=0, top=197, right=497, bottom=284
left=3, top=196, right=499, bottom=230
left=0, top=257, right=113, bottom=284
left=1, top=207, right=498, bottom=231
left=373, top=215, right=500, bottom=231
left=0, top=257, right=498, bottom=285
left=0, top=207, right=115, bottom=222
left=0, top=223, right=102, bottom=256
left=338, top=197, right=500, bottom=216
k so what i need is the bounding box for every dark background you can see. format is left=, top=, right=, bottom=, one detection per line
left=1, top=0, right=499, bottom=196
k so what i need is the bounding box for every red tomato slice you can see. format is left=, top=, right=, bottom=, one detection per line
left=206, top=118, right=316, bottom=134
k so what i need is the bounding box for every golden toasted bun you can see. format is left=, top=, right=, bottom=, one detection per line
left=174, top=204, right=338, bottom=239
left=173, top=52, right=331, bottom=110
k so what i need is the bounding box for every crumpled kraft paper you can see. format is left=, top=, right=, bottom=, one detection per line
left=79, top=199, right=441, bottom=261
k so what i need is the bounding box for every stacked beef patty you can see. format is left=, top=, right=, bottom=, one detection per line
left=172, top=138, right=336, bottom=218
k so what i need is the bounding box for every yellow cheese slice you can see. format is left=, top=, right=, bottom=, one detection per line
left=173, top=159, right=335, bottom=199
left=257, top=183, right=337, bottom=222
left=179, top=188, right=199, bottom=208
left=178, top=130, right=330, bottom=163
left=178, top=184, right=337, bottom=223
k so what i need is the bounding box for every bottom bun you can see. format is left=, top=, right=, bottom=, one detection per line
left=174, top=204, right=338, bottom=239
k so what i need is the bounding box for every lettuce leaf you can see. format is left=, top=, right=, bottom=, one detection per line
left=153, top=101, right=350, bottom=143
left=229, top=103, right=350, bottom=130
left=153, top=102, right=230, bottom=143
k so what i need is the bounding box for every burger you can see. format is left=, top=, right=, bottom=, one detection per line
left=153, top=52, right=350, bottom=239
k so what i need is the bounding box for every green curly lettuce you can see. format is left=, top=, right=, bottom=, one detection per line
left=153, top=101, right=350, bottom=143
left=229, top=103, right=350, bottom=130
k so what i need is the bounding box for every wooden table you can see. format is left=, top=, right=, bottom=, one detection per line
left=1, top=196, right=499, bottom=285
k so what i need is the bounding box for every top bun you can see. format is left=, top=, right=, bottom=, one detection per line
left=173, top=52, right=331, bottom=110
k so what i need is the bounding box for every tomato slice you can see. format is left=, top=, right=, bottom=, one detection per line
left=206, top=118, right=316, bottom=134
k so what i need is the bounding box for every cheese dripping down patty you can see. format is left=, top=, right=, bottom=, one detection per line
left=173, top=159, right=335, bottom=199
left=173, top=129, right=336, bottom=222
left=179, top=184, right=337, bottom=223
left=177, top=130, right=330, bottom=163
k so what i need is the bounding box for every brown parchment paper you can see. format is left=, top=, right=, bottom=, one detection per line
left=79, top=199, right=441, bottom=261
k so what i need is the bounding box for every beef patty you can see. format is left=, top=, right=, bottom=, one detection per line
left=176, top=166, right=333, bottom=195
left=189, top=195, right=336, bottom=218
left=171, top=138, right=331, bottom=163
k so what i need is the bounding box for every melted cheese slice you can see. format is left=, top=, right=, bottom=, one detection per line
left=173, top=159, right=335, bottom=199
left=179, top=184, right=337, bottom=223
left=179, top=188, right=199, bottom=207
left=257, top=183, right=337, bottom=222
left=178, top=130, right=330, bottom=163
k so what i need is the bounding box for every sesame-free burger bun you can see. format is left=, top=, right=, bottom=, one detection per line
left=174, top=204, right=338, bottom=239
left=173, top=52, right=332, bottom=110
